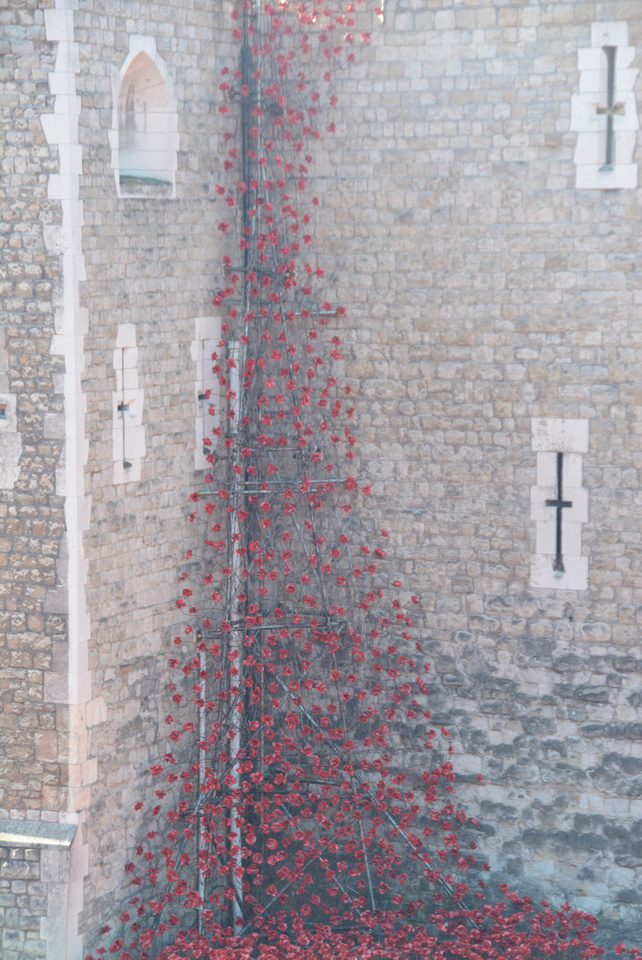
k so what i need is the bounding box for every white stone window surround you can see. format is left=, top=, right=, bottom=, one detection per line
left=190, top=317, right=222, bottom=471
left=110, top=36, right=179, bottom=199
left=112, top=324, right=146, bottom=484
left=530, top=419, right=589, bottom=591
left=570, top=21, right=639, bottom=190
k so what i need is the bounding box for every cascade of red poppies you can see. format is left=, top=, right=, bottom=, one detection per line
left=91, top=4, right=641, bottom=959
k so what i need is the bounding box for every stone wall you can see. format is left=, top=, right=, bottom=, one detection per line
left=0, top=820, right=77, bottom=960
left=313, top=0, right=642, bottom=939
left=0, top=843, right=47, bottom=960
left=73, top=0, right=232, bottom=947
left=3, top=0, right=642, bottom=953
left=0, top=0, right=68, bottom=818
left=2, top=0, right=232, bottom=954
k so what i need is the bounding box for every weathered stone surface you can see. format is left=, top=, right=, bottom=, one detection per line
left=317, top=0, right=642, bottom=940
left=0, top=846, right=46, bottom=958
left=3, top=0, right=642, bottom=953
left=0, top=1, right=65, bottom=820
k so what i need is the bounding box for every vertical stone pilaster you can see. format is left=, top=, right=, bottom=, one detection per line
left=530, top=419, right=589, bottom=591
left=41, top=4, right=91, bottom=958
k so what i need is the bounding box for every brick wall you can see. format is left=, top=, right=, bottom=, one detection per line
left=0, top=819, right=77, bottom=960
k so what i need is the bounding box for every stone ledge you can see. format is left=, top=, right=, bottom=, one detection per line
left=0, top=820, right=77, bottom=849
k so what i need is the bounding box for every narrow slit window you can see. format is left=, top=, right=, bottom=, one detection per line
left=117, top=347, right=136, bottom=471
left=191, top=318, right=221, bottom=471
left=595, top=46, right=625, bottom=169
left=530, top=419, right=589, bottom=591
left=112, top=324, right=146, bottom=484
left=545, top=453, right=574, bottom=577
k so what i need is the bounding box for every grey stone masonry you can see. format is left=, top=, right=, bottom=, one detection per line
left=313, top=0, right=642, bottom=942
left=0, top=820, right=76, bottom=960
left=0, top=0, right=68, bottom=816
left=0, top=844, right=47, bottom=960
left=3, top=0, right=642, bottom=954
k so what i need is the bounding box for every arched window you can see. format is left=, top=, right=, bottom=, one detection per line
left=111, top=39, right=178, bottom=198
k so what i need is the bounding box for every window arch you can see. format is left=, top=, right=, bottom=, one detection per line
left=111, top=38, right=178, bottom=198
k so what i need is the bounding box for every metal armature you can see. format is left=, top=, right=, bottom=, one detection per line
left=142, top=1, right=466, bottom=947
left=190, top=0, right=357, bottom=931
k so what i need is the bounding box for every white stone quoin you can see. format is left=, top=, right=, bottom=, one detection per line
left=530, top=419, right=589, bottom=591
left=570, top=21, right=639, bottom=189
left=41, top=4, right=92, bottom=957
left=190, top=316, right=222, bottom=470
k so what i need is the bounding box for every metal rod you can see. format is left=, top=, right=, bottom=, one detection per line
left=228, top=340, right=245, bottom=925
left=197, top=640, right=207, bottom=931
